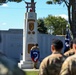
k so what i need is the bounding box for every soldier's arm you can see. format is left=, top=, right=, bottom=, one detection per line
left=60, top=60, right=70, bottom=75
left=39, top=58, right=48, bottom=75
left=64, top=51, right=69, bottom=57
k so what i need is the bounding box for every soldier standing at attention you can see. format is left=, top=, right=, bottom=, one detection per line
left=60, top=38, right=76, bottom=75
left=39, top=39, right=65, bottom=75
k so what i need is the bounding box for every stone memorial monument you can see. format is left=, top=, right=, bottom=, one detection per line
left=18, top=0, right=38, bottom=69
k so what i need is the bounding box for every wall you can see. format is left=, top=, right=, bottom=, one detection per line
left=38, top=34, right=65, bottom=62
left=0, top=29, right=23, bottom=62
left=0, top=29, right=65, bottom=62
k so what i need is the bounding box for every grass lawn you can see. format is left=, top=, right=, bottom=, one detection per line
left=25, top=71, right=39, bottom=75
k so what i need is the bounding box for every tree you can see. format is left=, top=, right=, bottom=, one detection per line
left=37, top=18, right=48, bottom=34
left=0, top=0, right=22, bottom=5
left=46, top=0, right=73, bottom=36
left=0, top=0, right=34, bottom=4
left=44, top=15, right=68, bottom=35
left=9, top=0, right=22, bottom=3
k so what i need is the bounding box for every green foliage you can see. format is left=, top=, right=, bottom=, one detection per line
left=0, top=0, right=6, bottom=3
left=46, top=1, right=52, bottom=4
left=0, top=0, right=7, bottom=5
left=0, top=0, right=22, bottom=4
left=46, top=0, right=64, bottom=4
left=46, top=0, right=74, bottom=37
left=37, top=18, right=48, bottom=34
left=25, top=71, right=39, bottom=75
left=44, top=15, right=68, bottom=35
left=9, top=0, right=22, bottom=3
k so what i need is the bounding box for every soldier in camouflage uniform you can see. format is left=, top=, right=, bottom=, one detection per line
left=60, top=38, right=76, bottom=75
left=64, top=49, right=75, bottom=57
left=0, top=52, right=25, bottom=75
left=39, top=39, right=65, bottom=75
left=64, top=40, right=75, bottom=57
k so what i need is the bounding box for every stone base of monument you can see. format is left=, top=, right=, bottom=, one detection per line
left=18, top=60, right=40, bottom=69
left=18, top=60, right=34, bottom=69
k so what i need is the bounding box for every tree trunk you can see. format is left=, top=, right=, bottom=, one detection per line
left=67, top=0, right=75, bottom=38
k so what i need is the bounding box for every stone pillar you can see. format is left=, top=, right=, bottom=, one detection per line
left=18, top=11, right=38, bottom=69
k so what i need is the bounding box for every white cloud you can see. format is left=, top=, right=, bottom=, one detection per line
left=2, top=23, right=7, bottom=25
left=2, top=4, right=8, bottom=7
left=59, top=14, right=68, bottom=20
left=55, top=14, right=68, bottom=20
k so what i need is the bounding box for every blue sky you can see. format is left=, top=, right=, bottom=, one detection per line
left=0, top=0, right=68, bottom=30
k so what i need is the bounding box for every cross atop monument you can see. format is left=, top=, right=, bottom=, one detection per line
left=25, top=0, right=36, bottom=12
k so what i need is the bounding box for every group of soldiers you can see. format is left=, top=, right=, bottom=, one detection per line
left=39, top=38, right=76, bottom=75
left=1, top=38, right=76, bottom=75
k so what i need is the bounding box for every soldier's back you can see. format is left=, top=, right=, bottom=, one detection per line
left=39, top=53, right=65, bottom=75
left=60, top=54, right=76, bottom=75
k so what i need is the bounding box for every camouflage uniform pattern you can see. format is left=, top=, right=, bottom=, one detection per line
left=39, top=52, right=65, bottom=75
left=60, top=54, right=76, bottom=75
left=64, top=49, right=75, bottom=57
left=0, top=53, right=25, bottom=75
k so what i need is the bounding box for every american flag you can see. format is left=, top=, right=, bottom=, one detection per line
left=64, top=27, right=70, bottom=53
